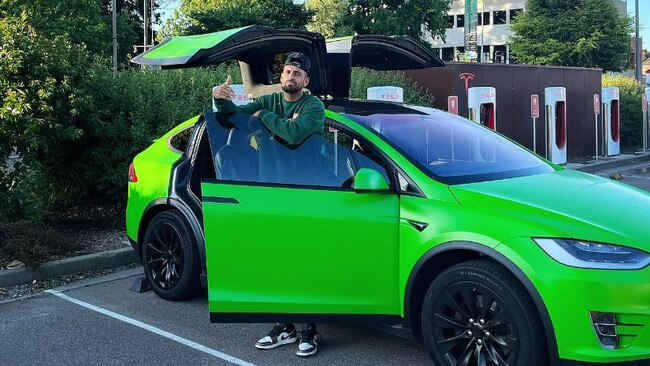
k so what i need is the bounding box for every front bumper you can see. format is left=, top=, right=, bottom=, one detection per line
left=498, top=237, right=650, bottom=364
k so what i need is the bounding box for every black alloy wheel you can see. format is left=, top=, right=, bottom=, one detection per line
left=422, top=259, right=546, bottom=366
left=142, top=210, right=202, bottom=300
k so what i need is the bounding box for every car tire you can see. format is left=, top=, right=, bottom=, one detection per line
left=142, top=210, right=202, bottom=301
left=421, top=259, right=546, bottom=366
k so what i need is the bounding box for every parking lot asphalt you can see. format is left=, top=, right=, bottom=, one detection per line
left=0, top=269, right=431, bottom=366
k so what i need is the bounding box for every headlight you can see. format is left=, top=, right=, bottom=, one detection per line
left=533, top=238, right=650, bottom=270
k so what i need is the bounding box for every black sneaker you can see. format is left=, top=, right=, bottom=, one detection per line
left=255, top=324, right=297, bottom=350
left=296, top=327, right=320, bottom=357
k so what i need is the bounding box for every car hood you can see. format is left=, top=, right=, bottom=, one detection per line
left=450, top=169, right=650, bottom=250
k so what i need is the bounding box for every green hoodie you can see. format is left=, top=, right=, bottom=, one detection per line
left=214, top=92, right=325, bottom=145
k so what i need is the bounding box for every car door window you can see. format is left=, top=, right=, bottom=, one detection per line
left=322, top=122, right=392, bottom=188
left=208, top=113, right=391, bottom=189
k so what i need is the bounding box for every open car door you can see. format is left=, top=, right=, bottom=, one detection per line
left=131, top=25, right=330, bottom=96
left=326, top=35, right=444, bottom=98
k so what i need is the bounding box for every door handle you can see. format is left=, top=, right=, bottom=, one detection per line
left=203, top=197, right=239, bottom=204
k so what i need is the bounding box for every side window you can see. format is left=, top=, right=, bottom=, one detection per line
left=169, top=126, right=195, bottom=153
left=207, top=113, right=392, bottom=189
left=322, top=122, right=392, bottom=188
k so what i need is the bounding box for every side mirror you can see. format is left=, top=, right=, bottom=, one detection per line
left=353, top=168, right=390, bottom=192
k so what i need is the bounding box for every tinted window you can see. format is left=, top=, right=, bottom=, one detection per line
left=344, top=112, right=554, bottom=185
left=456, top=14, right=465, bottom=28
left=446, top=15, right=455, bottom=28
left=207, top=113, right=390, bottom=188
left=509, top=9, right=522, bottom=22
left=479, top=11, right=490, bottom=25
left=494, top=10, right=507, bottom=24
left=169, top=126, right=195, bottom=153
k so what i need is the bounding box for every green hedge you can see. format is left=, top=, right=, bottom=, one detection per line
left=350, top=68, right=435, bottom=106
left=602, top=74, right=646, bottom=148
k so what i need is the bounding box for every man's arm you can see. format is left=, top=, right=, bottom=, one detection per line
left=258, top=98, right=325, bottom=145
left=212, top=75, right=264, bottom=115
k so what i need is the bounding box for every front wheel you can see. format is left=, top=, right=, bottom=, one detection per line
left=141, top=210, right=202, bottom=300
left=421, top=259, right=546, bottom=366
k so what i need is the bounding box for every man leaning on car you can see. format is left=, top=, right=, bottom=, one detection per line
left=212, top=52, right=324, bottom=357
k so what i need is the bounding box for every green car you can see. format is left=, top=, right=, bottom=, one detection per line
left=126, top=26, right=650, bottom=366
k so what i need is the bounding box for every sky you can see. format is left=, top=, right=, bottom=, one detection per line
left=158, top=1, right=649, bottom=49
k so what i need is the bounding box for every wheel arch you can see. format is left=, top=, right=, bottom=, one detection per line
left=138, top=198, right=207, bottom=288
left=403, top=241, right=559, bottom=366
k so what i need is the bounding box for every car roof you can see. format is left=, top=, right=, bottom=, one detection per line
left=325, top=99, right=429, bottom=116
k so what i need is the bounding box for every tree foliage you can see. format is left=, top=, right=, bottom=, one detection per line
left=161, top=0, right=313, bottom=37
left=347, top=0, right=451, bottom=44
left=0, top=13, right=93, bottom=218
left=509, top=0, right=631, bottom=72
left=0, top=0, right=138, bottom=65
left=306, top=0, right=353, bottom=39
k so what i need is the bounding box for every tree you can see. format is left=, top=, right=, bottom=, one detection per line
left=161, top=0, right=313, bottom=37
left=347, top=0, right=451, bottom=45
left=0, top=13, right=94, bottom=216
left=306, top=0, right=353, bottom=39
left=509, top=0, right=631, bottom=72
left=0, top=0, right=138, bottom=65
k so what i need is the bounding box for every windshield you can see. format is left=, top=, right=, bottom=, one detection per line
left=345, top=111, right=554, bottom=184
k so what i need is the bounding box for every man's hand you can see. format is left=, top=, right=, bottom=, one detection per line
left=212, top=75, right=235, bottom=100
left=252, top=110, right=262, bottom=117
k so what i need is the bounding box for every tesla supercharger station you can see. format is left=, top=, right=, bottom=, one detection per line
left=544, top=87, right=567, bottom=164
left=367, top=86, right=404, bottom=103
left=602, top=87, right=620, bottom=156
left=467, top=87, right=496, bottom=130
left=212, top=84, right=249, bottom=111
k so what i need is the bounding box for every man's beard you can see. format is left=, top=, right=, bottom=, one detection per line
left=281, top=83, right=302, bottom=94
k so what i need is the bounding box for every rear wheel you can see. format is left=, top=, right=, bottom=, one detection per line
left=421, top=259, right=546, bottom=366
left=142, top=210, right=202, bottom=300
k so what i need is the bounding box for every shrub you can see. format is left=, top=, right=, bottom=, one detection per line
left=602, top=74, right=645, bottom=148
left=69, top=63, right=240, bottom=203
left=0, top=13, right=93, bottom=219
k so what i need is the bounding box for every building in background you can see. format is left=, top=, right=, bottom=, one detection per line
left=427, top=0, right=628, bottom=64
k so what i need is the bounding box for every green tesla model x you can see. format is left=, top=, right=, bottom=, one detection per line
left=126, top=26, right=650, bottom=366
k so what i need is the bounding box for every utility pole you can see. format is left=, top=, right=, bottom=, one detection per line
left=636, top=0, right=641, bottom=81
left=151, top=0, right=155, bottom=47
left=144, top=0, right=149, bottom=51
left=112, top=0, right=117, bottom=75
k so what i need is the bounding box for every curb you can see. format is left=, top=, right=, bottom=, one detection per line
left=0, top=247, right=138, bottom=288
left=567, top=153, right=650, bottom=173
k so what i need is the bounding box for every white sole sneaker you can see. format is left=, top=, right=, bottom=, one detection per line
left=255, top=335, right=298, bottom=350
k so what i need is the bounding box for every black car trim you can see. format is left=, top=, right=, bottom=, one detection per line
left=128, top=237, right=140, bottom=265
left=202, top=177, right=363, bottom=193
left=203, top=196, right=240, bottom=204
left=210, top=312, right=402, bottom=325
left=403, top=241, right=560, bottom=366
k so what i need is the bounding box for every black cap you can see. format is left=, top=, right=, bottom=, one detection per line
left=284, top=52, right=311, bottom=74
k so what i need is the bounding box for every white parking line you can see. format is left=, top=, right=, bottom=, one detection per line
left=45, top=290, right=258, bottom=366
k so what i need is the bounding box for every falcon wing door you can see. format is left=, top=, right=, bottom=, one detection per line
left=131, top=25, right=330, bottom=96
left=326, top=35, right=444, bottom=98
